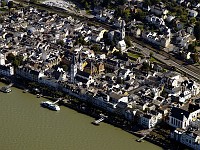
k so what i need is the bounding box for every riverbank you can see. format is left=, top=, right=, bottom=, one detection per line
left=0, top=82, right=163, bottom=150
left=0, top=77, right=172, bottom=149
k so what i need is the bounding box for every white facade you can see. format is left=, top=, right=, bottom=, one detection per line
left=0, top=65, right=14, bottom=76
left=169, top=107, right=200, bottom=129
left=169, top=115, right=188, bottom=129
left=171, top=129, right=200, bottom=150
left=0, top=53, right=5, bottom=65
left=39, top=77, right=58, bottom=88
left=140, top=114, right=158, bottom=129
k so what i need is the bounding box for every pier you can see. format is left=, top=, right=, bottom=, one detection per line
left=53, top=98, right=63, bottom=104
left=136, top=135, right=147, bottom=142
left=0, top=83, right=13, bottom=93
left=92, top=113, right=108, bottom=125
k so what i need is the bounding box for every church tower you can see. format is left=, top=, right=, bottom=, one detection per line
left=78, top=52, right=83, bottom=71
left=0, top=53, right=5, bottom=65
left=70, top=54, right=77, bottom=83
left=120, top=20, right=126, bottom=40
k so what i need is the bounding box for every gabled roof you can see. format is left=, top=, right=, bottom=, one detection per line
left=77, top=70, right=90, bottom=78
left=75, top=76, right=88, bottom=83
left=170, top=107, right=190, bottom=121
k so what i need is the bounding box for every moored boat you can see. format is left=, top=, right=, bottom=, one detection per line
left=40, top=101, right=60, bottom=111
left=0, top=87, right=12, bottom=93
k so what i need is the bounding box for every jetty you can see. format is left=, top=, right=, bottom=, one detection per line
left=92, top=113, right=108, bottom=125
left=53, top=98, right=63, bottom=104
left=0, top=83, right=13, bottom=93
left=136, top=135, right=147, bottom=142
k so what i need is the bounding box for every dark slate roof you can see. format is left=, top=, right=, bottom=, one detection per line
left=109, top=92, right=123, bottom=100
left=116, top=101, right=128, bottom=109
left=0, top=65, right=10, bottom=70
left=30, top=70, right=39, bottom=76
left=77, top=70, right=90, bottom=78
left=170, top=107, right=190, bottom=121
left=105, top=59, right=118, bottom=66
left=75, top=76, right=88, bottom=83
left=52, top=71, right=62, bottom=80
left=188, top=104, right=200, bottom=113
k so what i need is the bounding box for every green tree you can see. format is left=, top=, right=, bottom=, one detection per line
left=191, top=53, right=199, bottom=63
left=176, top=8, right=183, bottom=16
left=188, top=43, right=196, bottom=52
left=114, top=7, right=123, bottom=18
left=154, top=0, right=161, bottom=4
left=6, top=53, right=15, bottom=62
left=56, top=40, right=64, bottom=46
left=8, top=1, right=14, bottom=10
left=103, top=31, right=108, bottom=39
left=6, top=53, right=23, bottom=67
left=150, top=52, right=153, bottom=58
left=124, top=36, right=132, bottom=47
left=144, top=0, right=151, bottom=6
left=1, top=0, right=6, bottom=7
left=91, top=44, right=101, bottom=52
left=194, top=22, right=200, bottom=40
left=29, top=0, right=38, bottom=3
left=141, top=61, right=150, bottom=72
left=123, top=9, right=130, bottom=20
left=84, top=1, right=89, bottom=10
left=135, top=9, right=146, bottom=21
left=190, top=17, right=196, bottom=24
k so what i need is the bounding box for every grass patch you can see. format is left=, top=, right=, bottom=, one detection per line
left=149, top=57, right=161, bottom=64
left=128, top=52, right=143, bottom=59
left=0, top=7, right=8, bottom=11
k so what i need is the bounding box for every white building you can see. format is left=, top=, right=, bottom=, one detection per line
left=140, top=113, right=157, bottom=129
left=0, top=53, right=5, bottom=65
left=171, top=128, right=200, bottom=150
left=16, top=66, right=44, bottom=82
left=169, top=105, right=200, bottom=129
left=0, top=65, right=14, bottom=76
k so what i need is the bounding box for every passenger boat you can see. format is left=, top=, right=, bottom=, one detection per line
left=40, top=101, right=60, bottom=111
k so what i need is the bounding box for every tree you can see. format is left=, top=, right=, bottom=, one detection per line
left=194, top=22, right=200, bottom=40
left=188, top=43, right=196, bottom=52
left=56, top=40, right=64, bottom=47
left=8, top=1, right=14, bottom=10
left=141, top=61, right=150, bottom=72
left=6, top=53, right=15, bottom=62
left=123, top=9, right=130, bottom=20
left=144, top=0, right=151, bottom=6
left=149, top=52, right=153, bottom=58
left=191, top=53, right=199, bottom=63
left=6, top=53, right=23, bottom=67
left=84, top=1, right=90, bottom=10
left=91, top=44, right=101, bottom=52
left=190, top=17, right=196, bottom=24
left=135, top=9, right=146, bottom=21
left=124, top=36, right=132, bottom=47
left=1, top=0, right=6, bottom=7
left=29, top=0, right=38, bottom=3
left=103, top=31, right=108, bottom=39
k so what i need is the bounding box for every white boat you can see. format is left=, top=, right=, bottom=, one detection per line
left=40, top=101, right=60, bottom=111
left=0, top=87, right=11, bottom=93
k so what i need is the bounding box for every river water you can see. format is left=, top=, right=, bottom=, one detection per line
left=0, top=82, right=162, bottom=150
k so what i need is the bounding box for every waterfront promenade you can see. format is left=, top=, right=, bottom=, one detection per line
left=0, top=82, right=161, bottom=150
